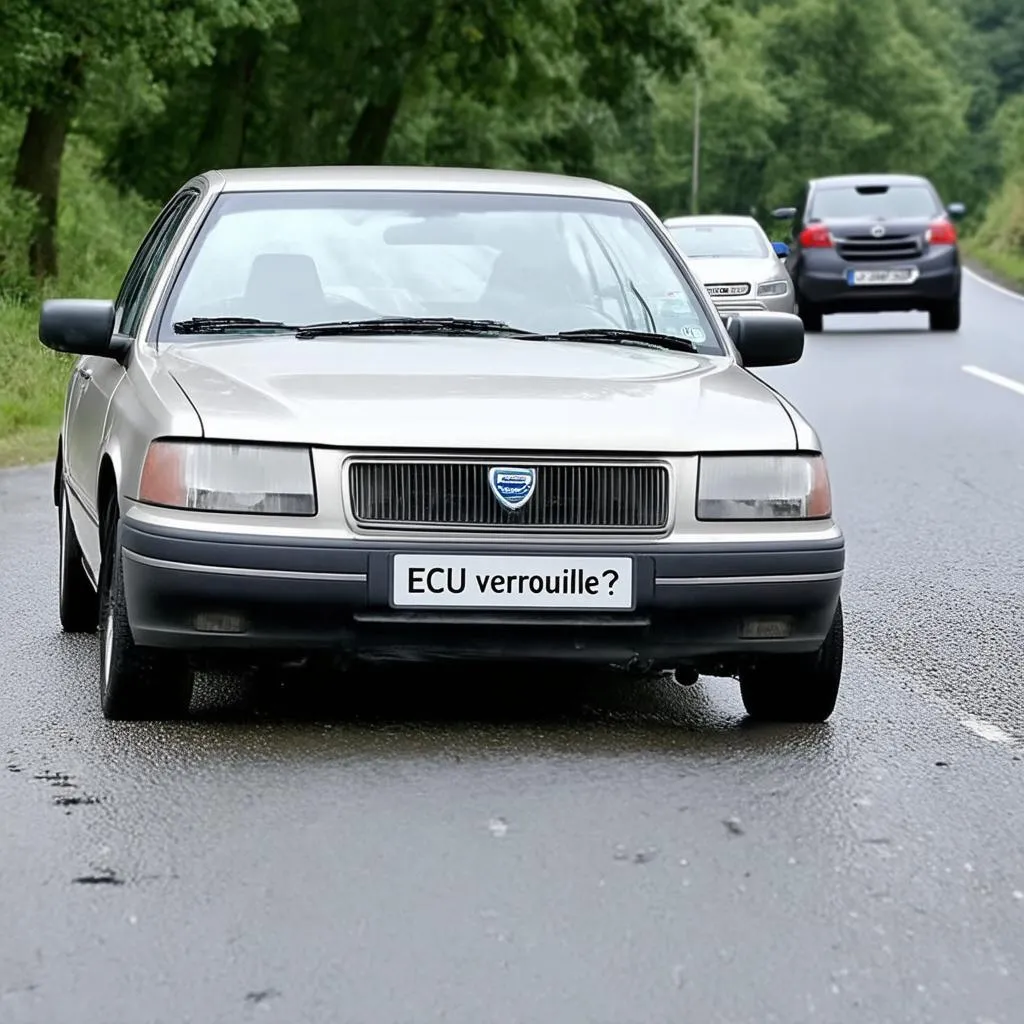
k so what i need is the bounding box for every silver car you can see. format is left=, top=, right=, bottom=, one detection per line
left=42, top=166, right=844, bottom=723
left=663, top=214, right=796, bottom=316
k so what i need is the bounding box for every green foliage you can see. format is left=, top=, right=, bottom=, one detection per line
left=0, top=0, right=298, bottom=103
left=0, top=135, right=156, bottom=463
left=0, top=115, right=36, bottom=297
left=960, top=0, right=1024, bottom=279
left=640, top=0, right=978, bottom=221
left=962, top=0, right=1024, bottom=104
left=2, top=0, right=1024, bottom=461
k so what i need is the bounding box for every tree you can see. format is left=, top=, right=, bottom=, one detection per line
left=0, top=0, right=295, bottom=278
left=104, top=0, right=721, bottom=204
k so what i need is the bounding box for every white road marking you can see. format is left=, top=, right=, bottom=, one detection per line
left=963, top=266, right=1024, bottom=303
left=846, top=651, right=1020, bottom=752
left=962, top=715, right=1017, bottom=746
left=962, top=364, right=1024, bottom=397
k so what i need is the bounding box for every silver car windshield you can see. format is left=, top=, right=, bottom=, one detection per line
left=159, top=190, right=723, bottom=352
left=668, top=224, right=770, bottom=259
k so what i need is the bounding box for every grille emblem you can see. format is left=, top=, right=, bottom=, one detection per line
left=870, top=224, right=885, bottom=238
left=488, top=467, right=536, bottom=511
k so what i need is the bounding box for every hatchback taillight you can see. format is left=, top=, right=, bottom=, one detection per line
left=926, top=219, right=957, bottom=246
left=799, top=224, right=833, bottom=248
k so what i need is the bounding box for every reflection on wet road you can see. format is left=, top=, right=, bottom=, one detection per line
left=2, top=270, right=1024, bottom=1023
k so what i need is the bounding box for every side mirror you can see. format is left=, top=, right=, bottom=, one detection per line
left=726, top=312, right=804, bottom=368
left=946, top=201, right=966, bottom=219
left=771, top=206, right=797, bottom=220
left=39, top=299, right=125, bottom=358
left=771, top=240, right=790, bottom=258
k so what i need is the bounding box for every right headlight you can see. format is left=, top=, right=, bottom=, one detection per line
left=138, top=440, right=316, bottom=515
left=697, top=454, right=831, bottom=520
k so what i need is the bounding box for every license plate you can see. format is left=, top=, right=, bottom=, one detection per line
left=391, top=554, right=635, bottom=610
left=846, top=267, right=919, bottom=286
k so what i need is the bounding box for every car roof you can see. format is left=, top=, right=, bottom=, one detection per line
left=809, top=173, right=933, bottom=190
left=663, top=214, right=762, bottom=228
left=199, top=165, right=636, bottom=201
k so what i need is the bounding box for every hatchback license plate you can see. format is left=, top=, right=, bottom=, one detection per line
left=847, top=267, right=919, bottom=286
left=391, top=555, right=635, bottom=610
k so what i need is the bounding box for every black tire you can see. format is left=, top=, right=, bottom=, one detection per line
left=97, top=495, right=194, bottom=721
left=738, top=600, right=843, bottom=723
left=798, top=299, right=824, bottom=333
left=58, top=483, right=98, bottom=633
left=929, top=297, right=960, bottom=332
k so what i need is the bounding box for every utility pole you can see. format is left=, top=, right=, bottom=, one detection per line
left=691, top=76, right=701, bottom=215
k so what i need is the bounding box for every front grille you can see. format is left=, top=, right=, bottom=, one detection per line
left=705, top=282, right=751, bottom=297
left=348, top=459, right=671, bottom=532
left=836, top=233, right=923, bottom=262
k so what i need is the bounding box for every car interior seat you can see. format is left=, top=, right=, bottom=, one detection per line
left=242, top=252, right=327, bottom=322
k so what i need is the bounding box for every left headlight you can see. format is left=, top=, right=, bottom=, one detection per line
left=697, top=454, right=831, bottom=521
left=138, top=441, right=316, bottom=515
left=756, top=280, right=789, bottom=297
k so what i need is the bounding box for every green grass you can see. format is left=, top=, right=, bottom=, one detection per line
left=962, top=239, right=1024, bottom=293
left=0, top=128, right=157, bottom=467
left=0, top=299, right=72, bottom=466
left=0, top=424, right=63, bottom=468
left=961, top=170, right=1024, bottom=294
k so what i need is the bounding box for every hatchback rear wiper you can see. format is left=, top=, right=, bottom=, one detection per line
left=172, top=316, right=295, bottom=335
left=549, top=327, right=698, bottom=353
left=293, top=316, right=535, bottom=339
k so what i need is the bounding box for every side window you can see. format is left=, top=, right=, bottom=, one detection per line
left=117, top=191, right=198, bottom=337
left=114, top=215, right=164, bottom=333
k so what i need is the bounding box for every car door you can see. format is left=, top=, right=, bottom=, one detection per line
left=64, top=190, right=199, bottom=547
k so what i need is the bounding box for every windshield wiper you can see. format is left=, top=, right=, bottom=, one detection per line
left=293, top=316, right=535, bottom=339
left=172, top=316, right=295, bottom=335
left=550, top=328, right=698, bottom=353
left=171, top=315, right=699, bottom=353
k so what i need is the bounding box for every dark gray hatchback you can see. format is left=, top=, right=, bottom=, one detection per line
left=773, top=173, right=965, bottom=333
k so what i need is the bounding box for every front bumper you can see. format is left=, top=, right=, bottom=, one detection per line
left=795, top=245, right=960, bottom=312
left=709, top=290, right=796, bottom=317
left=119, top=519, right=845, bottom=670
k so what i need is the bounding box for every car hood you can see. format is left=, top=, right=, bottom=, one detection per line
left=161, top=335, right=797, bottom=452
left=688, top=257, right=781, bottom=284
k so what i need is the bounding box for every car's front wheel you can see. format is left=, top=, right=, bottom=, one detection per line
left=58, top=483, right=98, bottom=633
left=98, top=495, right=194, bottom=721
left=738, top=600, right=843, bottom=723
left=929, top=297, right=961, bottom=332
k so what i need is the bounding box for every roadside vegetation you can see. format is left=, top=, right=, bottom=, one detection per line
left=1, top=0, right=1023, bottom=465
left=965, top=90, right=1024, bottom=288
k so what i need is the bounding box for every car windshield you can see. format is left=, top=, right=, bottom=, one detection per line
left=159, top=190, right=723, bottom=352
left=667, top=223, right=770, bottom=259
left=808, top=184, right=940, bottom=220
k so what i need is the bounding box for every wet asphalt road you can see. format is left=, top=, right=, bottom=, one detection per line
left=2, top=270, right=1024, bottom=1023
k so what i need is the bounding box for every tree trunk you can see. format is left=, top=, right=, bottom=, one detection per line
left=12, top=55, right=83, bottom=281
left=345, top=91, right=405, bottom=166
left=189, top=29, right=264, bottom=172
left=344, top=10, right=436, bottom=165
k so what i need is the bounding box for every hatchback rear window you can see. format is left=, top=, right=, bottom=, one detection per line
left=808, top=184, right=940, bottom=220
